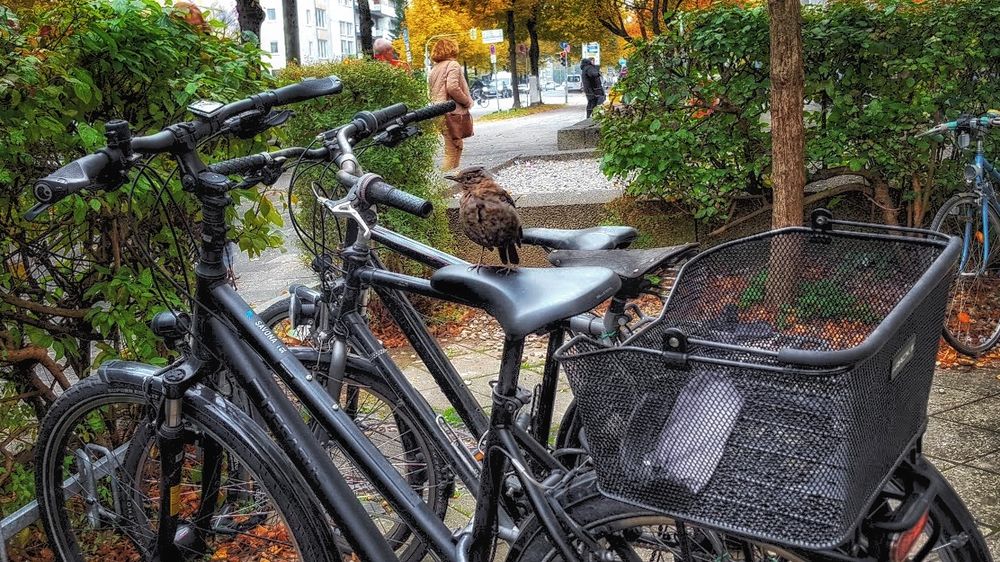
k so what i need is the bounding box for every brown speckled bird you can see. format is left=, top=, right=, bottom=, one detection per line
left=447, top=166, right=522, bottom=272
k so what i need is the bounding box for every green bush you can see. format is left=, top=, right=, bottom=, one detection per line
left=601, top=0, right=1000, bottom=226
left=0, top=0, right=272, bottom=512
left=279, top=60, right=453, bottom=258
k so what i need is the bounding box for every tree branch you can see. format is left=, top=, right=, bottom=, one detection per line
left=1, top=292, right=89, bottom=319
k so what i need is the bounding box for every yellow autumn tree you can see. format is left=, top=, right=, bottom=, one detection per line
left=398, top=0, right=492, bottom=72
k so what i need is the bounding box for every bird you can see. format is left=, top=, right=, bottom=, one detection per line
left=446, top=166, right=523, bottom=273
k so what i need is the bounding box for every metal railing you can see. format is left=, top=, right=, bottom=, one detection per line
left=0, top=443, right=128, bottom=561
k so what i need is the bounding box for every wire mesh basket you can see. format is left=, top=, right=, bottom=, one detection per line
left=555, top=210, right=959, bottom=549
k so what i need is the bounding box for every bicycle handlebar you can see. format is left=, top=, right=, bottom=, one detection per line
left=205, top=101, right=457, bottom=180
left=29, top=76, right=343, bottom=215
left=33, top=152, right=115, bottom=205
left=917, top=114, right=1000, bottom=138
left=356, top=173, right=433, bottom=218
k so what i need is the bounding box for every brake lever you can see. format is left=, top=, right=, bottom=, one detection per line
left=312, top=182, right=371, bottom=241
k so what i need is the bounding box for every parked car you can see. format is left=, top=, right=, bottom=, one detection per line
left=543, top=81, right=559, bottom=91
left=566, top=74, right=583, bottom=93
left=517, top=82, right=529, bottom=95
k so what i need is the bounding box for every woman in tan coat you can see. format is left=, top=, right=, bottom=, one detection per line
left=429, top=38, right=473, bottom=171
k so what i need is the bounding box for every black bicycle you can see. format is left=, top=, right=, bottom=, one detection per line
left=31, top=79, right=990, bottom=562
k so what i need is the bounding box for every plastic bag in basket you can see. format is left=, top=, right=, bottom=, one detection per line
left=625, top=373, right=744, bottom=493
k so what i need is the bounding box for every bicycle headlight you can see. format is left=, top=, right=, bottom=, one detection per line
left=288, top=284, right=321, bottom=329
left=964, top=163, right=981, bottom=184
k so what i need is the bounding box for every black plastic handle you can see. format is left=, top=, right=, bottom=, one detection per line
left=267, top=76, right=343, bottom=106
left=33, top=151, right=113, bottom=204
left=209, top=153, right=270, bottom=176
left=403, top=101, right=457, bottom=124
left=353, top=103, right=409, bottom=137
left=362, top=178, right=433, bottom=218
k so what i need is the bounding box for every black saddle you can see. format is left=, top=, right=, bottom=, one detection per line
left=430, top=266, right=621, bottom=337
left=522, top=226, right=638, bottom=251
left=546, top=244, right=699, bottom=279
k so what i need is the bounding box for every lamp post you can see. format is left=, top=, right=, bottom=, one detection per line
left=424, top=33, right=457, bottom=82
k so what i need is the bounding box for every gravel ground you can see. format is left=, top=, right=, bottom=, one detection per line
left=449, top=158, right=624, bottom=208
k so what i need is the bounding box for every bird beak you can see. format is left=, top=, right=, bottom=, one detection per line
left=444, top=173, right=458, bottom=181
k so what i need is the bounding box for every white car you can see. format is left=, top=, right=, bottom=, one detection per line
left=566, top=74, right=583, bottom=93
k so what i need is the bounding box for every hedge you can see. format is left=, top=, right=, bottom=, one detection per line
left=279, top=60, right=453, bottom=258
left=0, top=0, right=272, bottom=515
left=600, top=0, right=1000, bottom=227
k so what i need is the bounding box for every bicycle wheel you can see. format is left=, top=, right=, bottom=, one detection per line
left=931, top=195, right=1000, bottom=356
left=507, top=466, right=990, bottom=562
left=254, top=298, right=453, bottom=562
left=35, top=370, right=340, bottom=562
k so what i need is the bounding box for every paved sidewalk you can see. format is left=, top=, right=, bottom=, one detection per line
left=449, top=98, right=589, bottom=171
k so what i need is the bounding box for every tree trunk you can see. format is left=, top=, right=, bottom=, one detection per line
left=282, top=0, right=300, bottom=64
left=527, top=7, right=540, bottom=79
left=507, top=9, right=521, bottom=109
left=767, top=0, right=805, bottom=228
left=357, top=0, right=375, bottom=57
left=234, top=0, right=265, bottom=44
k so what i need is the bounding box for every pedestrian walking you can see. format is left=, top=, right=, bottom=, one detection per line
left=429, top=38, right=474, bottom=171
left=581, top=57, right=605, bottom=119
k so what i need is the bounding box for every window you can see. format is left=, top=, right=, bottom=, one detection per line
left=308, top=41, right=313, bottom=56
left=317, top=39, right=329, bottom=59
left=338, top=21, right=353, bottom=37
left=341, top=39, right=354, bottom=55
left=339, top=0, right=352, bottom=6
left=305, top=9, right=311, bottom=25
left=266, top=8, right=276, bottom=20
left=315, top=8, right=326, bottom=28
left=269, top=41, right=279, bottom=53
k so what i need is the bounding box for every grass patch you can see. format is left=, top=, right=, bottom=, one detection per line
left=438, top=406, right=464, bottom=427
left=478, top=104, right=566, bottom=122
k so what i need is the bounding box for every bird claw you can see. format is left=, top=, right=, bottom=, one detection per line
left=467, top=263, right=485, bottom=273
left=497, top=265, right=518, bottom=276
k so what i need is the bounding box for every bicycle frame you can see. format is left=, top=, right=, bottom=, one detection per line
left=148, top=178, right=589, bottom=562
left=957, top=134, right=1000, bottom=274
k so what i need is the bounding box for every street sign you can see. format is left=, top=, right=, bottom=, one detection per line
left=560, top=41, right=569, bottom=50
left=619, top=57, right=626, bottom=67
left=482, top=28, right=504, bottom=44
left=469, top=28, right=478, bottom=40
left=582, top=42, right=600, bottom=65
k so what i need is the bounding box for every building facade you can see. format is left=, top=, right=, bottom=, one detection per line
left=258, top=0, right=398, bottom=70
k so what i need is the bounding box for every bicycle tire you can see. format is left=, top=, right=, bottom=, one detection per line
left=931, top=194, right=1000, bottom=356
left=506, top=467, right=990, bottom=562
left=35, top=368, right=341, bottom=562
left=255, top=297, right=453, bottom=562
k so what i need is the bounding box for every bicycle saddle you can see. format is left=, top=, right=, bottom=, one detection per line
left=546, top=244, right=700, bottom=279
left=430, top=266, right=621, bottom=337
left=521, top=226, right=638, bottom=251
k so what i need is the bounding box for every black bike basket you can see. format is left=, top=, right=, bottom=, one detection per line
left=555, top=211, right=959, bottom=549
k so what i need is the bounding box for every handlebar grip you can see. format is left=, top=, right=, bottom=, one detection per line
left=360, top=177, right=433, bottom=218
left=403, top=101, right=457, bottom=124
left=267, top=76, right=343, bottom=106
left=209, top=153, right=270, bottom=176
left=353, top=103, right=409, bottom=136
left=33, top=152, right=112, bottom=204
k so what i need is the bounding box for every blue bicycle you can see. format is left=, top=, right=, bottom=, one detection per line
left=926, top=113, right=1000, bottom=356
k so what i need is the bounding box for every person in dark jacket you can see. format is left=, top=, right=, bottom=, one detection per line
left=581, top=58, right=605, bottom=118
